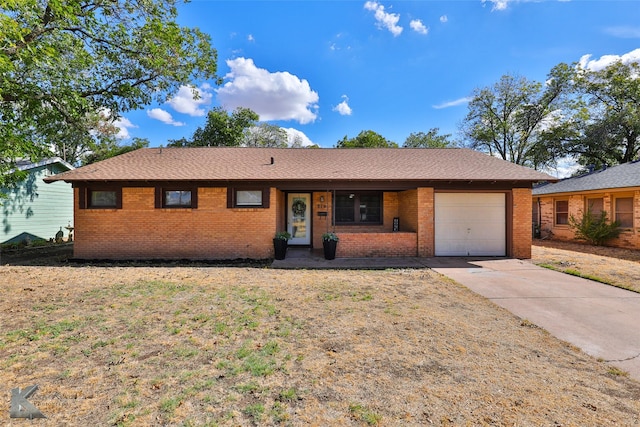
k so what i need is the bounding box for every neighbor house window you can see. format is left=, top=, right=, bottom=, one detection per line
left=614, top=197, right=634, bottom=228
left=334, top=191, right=382, bottom=224
left=80, top=187, right=122, bottom=209
left=555, top=199, right=569, bottom=225
left=155, top=187, right=197, bottom=209
left=227, top=188, right=270, bottom=208
left=585, top=197, right=603, bottom=216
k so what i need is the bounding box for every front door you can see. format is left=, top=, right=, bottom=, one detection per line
left=287, top=193, right=311, bottom=245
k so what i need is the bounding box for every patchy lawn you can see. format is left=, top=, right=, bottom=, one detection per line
left=533, top=240, right=640, bottom=293
left=1, top=266, right=639, bottom=426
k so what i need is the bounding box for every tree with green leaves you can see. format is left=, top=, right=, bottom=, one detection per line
left=0, top=0, right=218, bottom=186
left=565, top=61, right=640, bottom=169
left=336, top=130, right=398, bottom=148
left=460, top=69, right=573, bottom=169
left=242, top=123, right=289, bottom=147
left=403, top=128, right=455, bottom=148
left=168, top=107, right=259, bottom=147
left=82, top=138, right=150, bottom=165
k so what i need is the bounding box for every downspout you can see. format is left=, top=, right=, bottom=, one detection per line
left=536, top=197, right=542, bottom=238
left=332, top=189, right=336, bottom=233
left=326, top=189, right=331, bottom=234
left=537, top=197, right=542, bottom=227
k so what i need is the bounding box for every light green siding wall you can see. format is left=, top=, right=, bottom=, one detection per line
left=1, top=163, right=74, bottom=243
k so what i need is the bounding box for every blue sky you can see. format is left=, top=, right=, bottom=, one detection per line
left=117, top=0, right=640, bottom=156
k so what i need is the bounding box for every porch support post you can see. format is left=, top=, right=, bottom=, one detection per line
left=417, top=187, right=434, bottom=257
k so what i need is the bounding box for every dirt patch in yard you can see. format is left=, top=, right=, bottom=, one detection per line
left=1, top=265, right=639, bottom=426
left=532, top=240, right=640, bottom=293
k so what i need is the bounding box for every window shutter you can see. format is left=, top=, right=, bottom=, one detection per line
left=79, top=186, right=86, bottom=209
left=227, top=187, right=234, bottom=208
left=155, top=187, right=162, bottom=209
left=115, top=189, right=123, bottom=209
left=190, top=187, right=198, bottom=209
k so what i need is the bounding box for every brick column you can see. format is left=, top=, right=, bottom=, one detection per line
left=417, top=187, right=434, bottom=257
left=512, top=188, right=532, bottom=259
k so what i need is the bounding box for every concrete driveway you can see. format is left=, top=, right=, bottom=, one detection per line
left=426, top=257, right=640, bottom=382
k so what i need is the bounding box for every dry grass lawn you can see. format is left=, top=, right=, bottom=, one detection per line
left=1, top=264, right=639, bottom=426
left=532, top=240, right=640, bottom=293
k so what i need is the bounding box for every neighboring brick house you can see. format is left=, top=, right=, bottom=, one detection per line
left=533, top=161, right=640, bottom=250
left=44, top=147, right=553, bottom=260
left=2, top=158, right=74, bottom=244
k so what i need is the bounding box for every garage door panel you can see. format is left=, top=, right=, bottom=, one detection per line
left=435, top=193, right=506, bottom=256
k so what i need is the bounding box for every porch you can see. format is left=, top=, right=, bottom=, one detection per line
left=271, top=247, right=431, bottom=269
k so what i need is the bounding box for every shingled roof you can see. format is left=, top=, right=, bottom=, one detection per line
left=45, top=147, right=554, bottom=183
left=533, top=160, right=640, bottom=195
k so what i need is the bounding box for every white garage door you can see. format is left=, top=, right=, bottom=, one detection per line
left=435, top=193, right=506, bottom=256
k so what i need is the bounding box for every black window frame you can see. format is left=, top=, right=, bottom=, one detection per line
left=155, top=186, right=198, bottom=209
left=333, top=191, right=383, bottom=225
left=79, top=186, right=122, bottom=209
left=227, top=187, right=270, bottom=209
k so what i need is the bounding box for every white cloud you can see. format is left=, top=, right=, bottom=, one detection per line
left=604, top=26, right=640, bottom=39
left=542, top=157, right=581, bottom=179
left=147, top=108, right=185, bottom=127
left=482, top=0, right=511, bottom=11
left=364, top=1, right=403, bottom=37
left=97, top=109, right=137, bottom=140
left=248, top=34, right=255, bottom=42
left=578, top=48, right=640, bottom=71
left=283, top=128, right=315, bottom=147
left=329, top=33, right=352, bottom=52
left=332, top=95, right=352, bottom=116
left=440, top=15, right=448, bottom=23
left=113, top=116, right=137, bottom=139
left=410, top=19, right=428, bottom=35
left=217, top=57, right=319, bottom=124
left=166, top=84, right=213, bottom=117
left=433, top=97, right=471, bottom=109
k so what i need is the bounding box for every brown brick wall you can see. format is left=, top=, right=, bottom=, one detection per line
left=512, top=188, right=532, bottom=259
left=536, top=190, right=640, bottom=250
left=336, top=232, right=418, bottom=257
left=73, top=187, right=277, bottom=260
left=416, top=187, right=434, bottom=257
left=72, top=184, right=539, bottom=260
left=312, top=191, right=332, bottom=248
left=398, top=189, right=418, bottom=232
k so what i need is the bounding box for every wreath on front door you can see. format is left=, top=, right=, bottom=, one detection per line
left=292, top=199, right=306, bottom=216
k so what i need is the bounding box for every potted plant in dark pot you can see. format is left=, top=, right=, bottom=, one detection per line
left=273, top=231, right=291, bottom=260
left=322, top=232, right=339, bottom=260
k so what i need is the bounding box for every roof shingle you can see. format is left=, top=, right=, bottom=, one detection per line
left=533, top=161, right=640, bottom=195
left=45, top=147, right=555, bottom=183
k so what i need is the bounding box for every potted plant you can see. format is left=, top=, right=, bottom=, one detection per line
left=322, top=232, right=339, bottom=260
left=273, top=231, right=291, bottom=260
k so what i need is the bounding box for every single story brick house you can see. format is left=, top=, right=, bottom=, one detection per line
left=533, top=161, right=640, bottom=249
left=44, top=147, right=554, bottom=260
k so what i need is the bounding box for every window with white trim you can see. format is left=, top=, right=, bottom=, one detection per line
left=555, top=199, right=569, bottom=225
left=614, top=197, right=634, bottom=228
